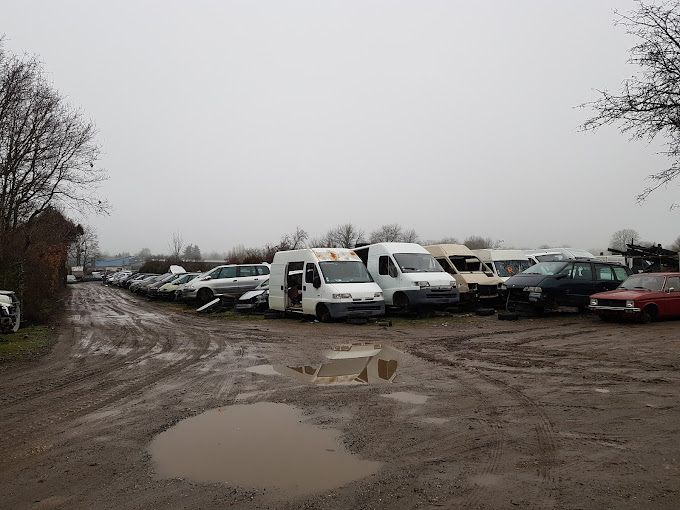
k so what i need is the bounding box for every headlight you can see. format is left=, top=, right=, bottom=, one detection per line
left=626, top=300, right=635, bottom=308
left=590, top=298, right=598, bottom=306
left=450, top=281, right=457, bottom=288
left=413, top=281, right=430, bottom=288
left=374, top=292, right=383, bottom=298
left=523, top=286, right=542, bottom=293
left=501, top=284, right=507, bottom=291
left=332, top=293, right=351, bottom=299
left=185, top=285, right=194, bottom=291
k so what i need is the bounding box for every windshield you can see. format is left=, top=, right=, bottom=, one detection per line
left=493, top=260, right=533, bottom=278
left=319, top=261, right=373, bottom=283
left=448, top=255, right=488, bottom=272
left=393, top=253, right=444, bottom=273
left=619, top=274, right=665, bottom=291
left=522, top=261, right=570, bottom=276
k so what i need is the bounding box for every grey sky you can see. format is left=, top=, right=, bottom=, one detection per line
left=3, top=0, right=677, bottom=255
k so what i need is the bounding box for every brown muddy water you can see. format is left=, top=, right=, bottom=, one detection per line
left=149, top=402, right=381, bottom=496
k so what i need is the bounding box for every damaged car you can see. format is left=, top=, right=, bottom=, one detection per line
left=235, top=278, right=270, bottom=313
left=0, top=290, right=21, bottom=333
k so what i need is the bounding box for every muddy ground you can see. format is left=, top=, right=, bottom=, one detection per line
left=1, top=282, right=679, bottom=509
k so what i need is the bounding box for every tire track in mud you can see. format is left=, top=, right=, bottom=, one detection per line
left=0, top=285, right=242, bottom=460
left=411, top=349, right=557, bottom=509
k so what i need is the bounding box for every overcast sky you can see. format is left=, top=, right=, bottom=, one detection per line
left=3, top=0, right=678, bottom=256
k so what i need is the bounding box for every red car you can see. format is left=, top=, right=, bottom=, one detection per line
left=589, top=272, right=680, bottom=323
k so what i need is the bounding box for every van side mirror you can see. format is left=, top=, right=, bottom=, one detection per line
left=313, top=276, right=321, bottom=288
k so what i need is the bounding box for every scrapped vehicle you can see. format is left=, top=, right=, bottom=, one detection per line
left=66, top=275, right=77, bottom=284
left=235, top=279, right=270, bottom=313
left=424, top=244, right=503, bottom=305
left=504, top=259, right=633, bottom=314
left=128, top=274, right=160, bottom=293
left=157, top=273, right=200, bottom=301
left=353, top=243, right=458, bottom=311
left=589, top=273, right=680, bottom=323
left=524, top=248, right=596, bottom=265
left=146, top=272, right=187, bottom=299
left=268, top=248, right=385, bottom=322
left=473, top=249, right=533, bottom=282
left=0, top=290, right=21, bottom=333
left=181, top=264, right=270, bottom=304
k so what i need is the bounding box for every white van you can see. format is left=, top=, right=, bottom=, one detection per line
left=268, top=248, right=385, bottom=322
left=473, top=249, right=533, bottom=282
left=424, top=244, right=503, bottom=304
left=353, top=242, right=458, bottom=311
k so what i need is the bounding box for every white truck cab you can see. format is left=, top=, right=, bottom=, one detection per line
left=473, top=249, right=533, bottom=282
left=353, top=242, right=459, bottom=310
left=268, top=248, right=385, bottom=322
left=424, top=244, right=503, bottom=304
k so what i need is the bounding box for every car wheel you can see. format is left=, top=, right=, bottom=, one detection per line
left=640, top=307, right=656, bottom=324
left=317, top=304, right=332, bottom=323
left=197, top=288, right=214, bottom=305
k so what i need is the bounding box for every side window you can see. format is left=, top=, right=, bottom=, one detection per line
left=238, top=266, right=257, bottom=277
left=257, top=266, right=270, bottom=276
left=612, top=266, right=630, bottom=281
left=219, top=266, right=237, bottom=279
left=595, top=264, right=614, bottom=281
left=666, top=276, right=680, bottom=291
left=436, top=258, right=453, bottom=274
left=378, top=256, right=389, bottom=275
left=206, top=268, right=221, bottom=279
left=573, top=262, right=593, bottom=280
left=305, top=263, right=319, bottom=283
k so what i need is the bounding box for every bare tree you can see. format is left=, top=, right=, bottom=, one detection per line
left=278, top=227, right=308, bottom=250
left=324, top=223, right=365, bottom=248
left=69, top=224, right=99, bottom=269
left=0, top=41, right=108, bottom=239
left=370, top=224, right=403, bottom=243
left=463, top=236, right=499, bottom=250
left=581, top=1, right=680, bottom=203
left=169, top=231, right=184, bottom=262
left=609, top=228, right=641, bottom=251
left=136, top=248, right=153, bottom=260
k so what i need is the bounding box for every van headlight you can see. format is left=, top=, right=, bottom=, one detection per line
left=626, top=300, right=635, bottom=308
left=374, top=292, right=383, bottom=298
left=590, top=298, right=598, bottom=306
left=523, top=286, right=542, bottom=293
left=413, top=281, right=430, bottom=288
left=501, top=284, right=507, bottom=291
left=333, top=293, right=351, bottom=299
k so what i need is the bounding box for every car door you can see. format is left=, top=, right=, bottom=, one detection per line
left=214, top=266, right=238, bottom=296
left=593, top=264, right=620, bottom=293
left=236, top=265, right=262, bottom=293
left=564, top=261, right=595, bottom=307
left=660, top=276, right=680, bottom=317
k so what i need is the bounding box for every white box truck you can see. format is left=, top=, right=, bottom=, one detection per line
left=424, top=244, right=503, bottom=305
left=353, top=242, right=459, bottom=311
left=473, top=249, right=533, bottom=282
left=268, top=248, right=385, bottom=322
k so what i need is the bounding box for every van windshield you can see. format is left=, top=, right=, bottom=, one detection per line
left=393, top=253, right=444, bottom=273
left=493, top=260, right=533, bottom=278
left=319, top=261, right=374, bottom=283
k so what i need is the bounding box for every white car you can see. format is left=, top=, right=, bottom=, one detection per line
left=0, top=290, right=21, bottom=333
left=236, top=279, right=270, bottom=313
left=181, top=264, right=270, bottom=304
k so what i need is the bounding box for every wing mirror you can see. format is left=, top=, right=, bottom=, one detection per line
left=313, top=276, right=321, bottom=288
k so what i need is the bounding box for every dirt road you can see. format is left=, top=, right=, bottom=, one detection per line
left=1, top=282, right=679, bottom=509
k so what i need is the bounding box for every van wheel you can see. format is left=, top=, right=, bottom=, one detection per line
left=317, top=304, right=332, bottom=323
left=197, top=288, right=214, bottom=305
left=393, top=293, right=409, bottom=309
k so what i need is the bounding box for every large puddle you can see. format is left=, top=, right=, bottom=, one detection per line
left=149, top=402, right=381, bottom=495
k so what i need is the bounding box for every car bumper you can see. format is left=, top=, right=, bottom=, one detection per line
left=326, top=301, right=385, bottom=319
left=401, top=288, right=460, bottom=307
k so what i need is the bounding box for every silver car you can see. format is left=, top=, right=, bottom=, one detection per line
left=181, top=264, right=270, bottom=304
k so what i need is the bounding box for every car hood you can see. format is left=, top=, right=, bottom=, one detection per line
left=590, top=288, right=652, bottom=300
left=504, top=273, right=548, bottom=289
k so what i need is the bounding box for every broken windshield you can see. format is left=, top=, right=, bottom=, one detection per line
left=393, top=253, right=444, bottom=273
left=493, top=260, right=533, bottom=278
left=449, top=256, right=487, bottom=272
left=319, top=261, right=373, bottom=283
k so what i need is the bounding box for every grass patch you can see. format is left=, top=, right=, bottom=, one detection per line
left=0, top=325, right=57, bottom=364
